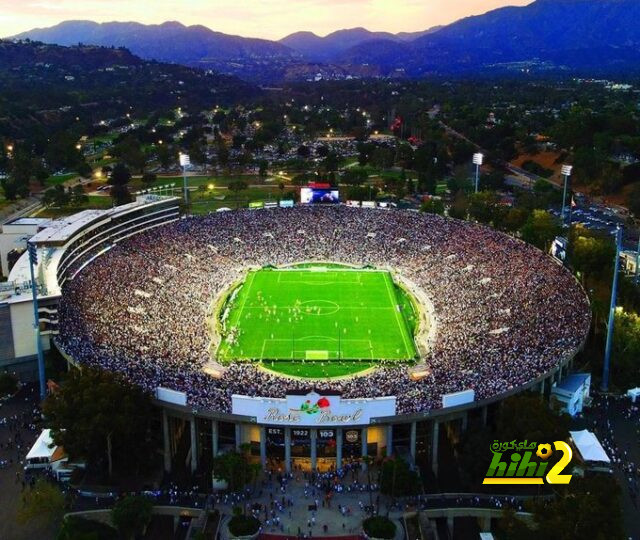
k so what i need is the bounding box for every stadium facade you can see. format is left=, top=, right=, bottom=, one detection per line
left=0, top=195, right=180, bottom=378
left=1, top=196, right=588, bottom=475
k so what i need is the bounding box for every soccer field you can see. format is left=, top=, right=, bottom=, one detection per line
left=216, top=265, right=418, bottom=378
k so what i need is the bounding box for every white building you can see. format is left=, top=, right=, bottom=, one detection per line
left=0, top=217, right=51, bottom=278
left=0, top=196, right=180, bottom=379
left=551, top=373, right=591, bottom=416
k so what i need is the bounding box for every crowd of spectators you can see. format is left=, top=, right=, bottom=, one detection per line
left=57, top=206, right=591, bottom=414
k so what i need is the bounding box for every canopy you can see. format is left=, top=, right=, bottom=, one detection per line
left=569, top=430, right=610, bottom=463
left=627, top=388, right=640, bottom=402
left=25, top=429, right=55, bottom=461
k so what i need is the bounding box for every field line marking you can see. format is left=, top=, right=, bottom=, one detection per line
left=383, top=272, right=413, bottom=358
left=235, top=270, right=256, bottom=326
left=241, top=305, right=392, bottom=310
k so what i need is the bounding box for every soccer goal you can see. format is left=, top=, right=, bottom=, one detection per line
left=305, top=350, right=329, bottom=360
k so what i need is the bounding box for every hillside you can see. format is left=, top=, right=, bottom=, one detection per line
left=12, top=1, right=640, bottom=80
left=13, top=20, right=299, bottom=64
left=0, top=40, right=259, bottom=140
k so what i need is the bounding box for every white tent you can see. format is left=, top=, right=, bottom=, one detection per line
left=627, top=387, right=640, bottom=403
left=25, top=429, right=54, bottom=461
left=569, top=430, right=610, bottom=463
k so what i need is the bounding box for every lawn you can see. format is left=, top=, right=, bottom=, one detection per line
left=33, top=195, right=113, bottom=218
left=216, top=265, right=418, bottom=378
left=45, top=173, right=77, bottom=186
left=189, top=186, right=285, bottom=214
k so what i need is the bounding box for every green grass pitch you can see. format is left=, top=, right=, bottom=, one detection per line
left=216, top=265, right=418, bottom=378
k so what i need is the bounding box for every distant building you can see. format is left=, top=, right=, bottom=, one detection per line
left=552, top=373, right=591, bottom=416
left=0, top=217, right=51, bottom=278
left=620, top=249, right=639, bottom=275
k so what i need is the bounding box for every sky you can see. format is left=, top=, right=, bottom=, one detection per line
left=0, top=0, right=532, bottom=40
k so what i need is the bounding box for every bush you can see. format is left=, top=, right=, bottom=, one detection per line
left=0, top=373, right=18, bottom=396
left=380, top=457, right=421, bottom=497
left=57, top=515, right=118, bottom=540
left=228, top=514, right=260, bottom=537
left=363, top=516, right=396, bottom=539
left=111, top=496, right=153, bottom=539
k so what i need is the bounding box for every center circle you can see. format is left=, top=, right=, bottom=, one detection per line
left=298, top=300, right=340, bottom=316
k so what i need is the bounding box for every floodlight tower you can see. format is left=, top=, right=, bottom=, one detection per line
left=27, top=241, right=46, bottom=400
left=179, top=152, right=191, bottom=208
left=602, top=225, right=622, bottom=392
left=472, top=153, right=483, bottom=193
left=560, top=164, right=573, bottom=226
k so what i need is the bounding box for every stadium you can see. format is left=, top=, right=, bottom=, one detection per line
left=4, top=197, right=591, bottom=474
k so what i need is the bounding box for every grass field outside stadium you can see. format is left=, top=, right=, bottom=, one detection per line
left=215, top=264, right=419, bottom=378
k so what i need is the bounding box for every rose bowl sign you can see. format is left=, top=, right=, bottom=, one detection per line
left=232, top=392, right=396, bottom=427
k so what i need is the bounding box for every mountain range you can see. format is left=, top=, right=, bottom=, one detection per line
left=11, top=0, right=640, bottom=81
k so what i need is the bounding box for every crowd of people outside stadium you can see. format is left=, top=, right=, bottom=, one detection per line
left=57, top=206, right=591, bottom=415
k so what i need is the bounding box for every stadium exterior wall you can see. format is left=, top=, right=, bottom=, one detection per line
left=0, top=196, right=180, bottom=380
left=46, top=204, right=590, bottom=475
left=56, top=334, right=585, bottom=476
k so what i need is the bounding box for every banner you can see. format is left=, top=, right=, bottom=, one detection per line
left=232, top=391, right=395, bottom=426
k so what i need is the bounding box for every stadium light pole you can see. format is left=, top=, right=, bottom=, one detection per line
left=472, top=153, right=483, bottom=193
left=27, top=241, right=46, bottom=400
left=602, top=225, right=622, bottom=392
left=560, top=165, right=573, bottom=226
left=179, top=153, right=191, bottom=210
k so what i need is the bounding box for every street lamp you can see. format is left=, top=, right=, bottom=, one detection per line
left=560, top=165, right=573, bottom=225
left=27, top=242, right=46, bottom=400
left=602, top=225, right=622, bottom=392
left=472, top=153, right=483, bottom=193
left=179, top=153, right=191, bottom=207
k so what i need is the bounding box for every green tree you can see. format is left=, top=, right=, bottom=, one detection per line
left=70, top=184, right=88, bottom=206
left=497, top=207, right=529, bottom=233
left=17, top=478, right=66, bottom=529
left=57, top=516, right=118, bottom=540
left=530, top=476, right=625, bottom=540
left=448, top=191, right=469, bottom=220
left=628, top=183, right=640, bottom=216
left=112, top=136, right=145, bottom=173
left=141, top=172, right=157, bottom=185
left=258, top=160, right=268, bottom=178
left=111, top=496, right=153, bottom=540
left=497, top=394, right=570, bottom=443
left=228, top=179, right=248, bottom=208
left=212, top=451, right=253, bottom=492
left=468, top=191, right=501, bottom=225
left=420, top=198, right=445, bottom=215
left=109, top=163, right=132, bottom=206
left=156, top=144, right=172, bottom=169
left=569, top=227, right=615, bottom=283
left=379, top=457, right=420, bottom=497
left=520, top=210, right=561, bottom=250
left=342, top=168, right=368, bottom=186
left=77, top=162, right=93, bottom=179
left=49, top=184, right=71, bottom=207
left=43, top=368, right=156, bottom=479
left=610, top=310, right=640, bottom=386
